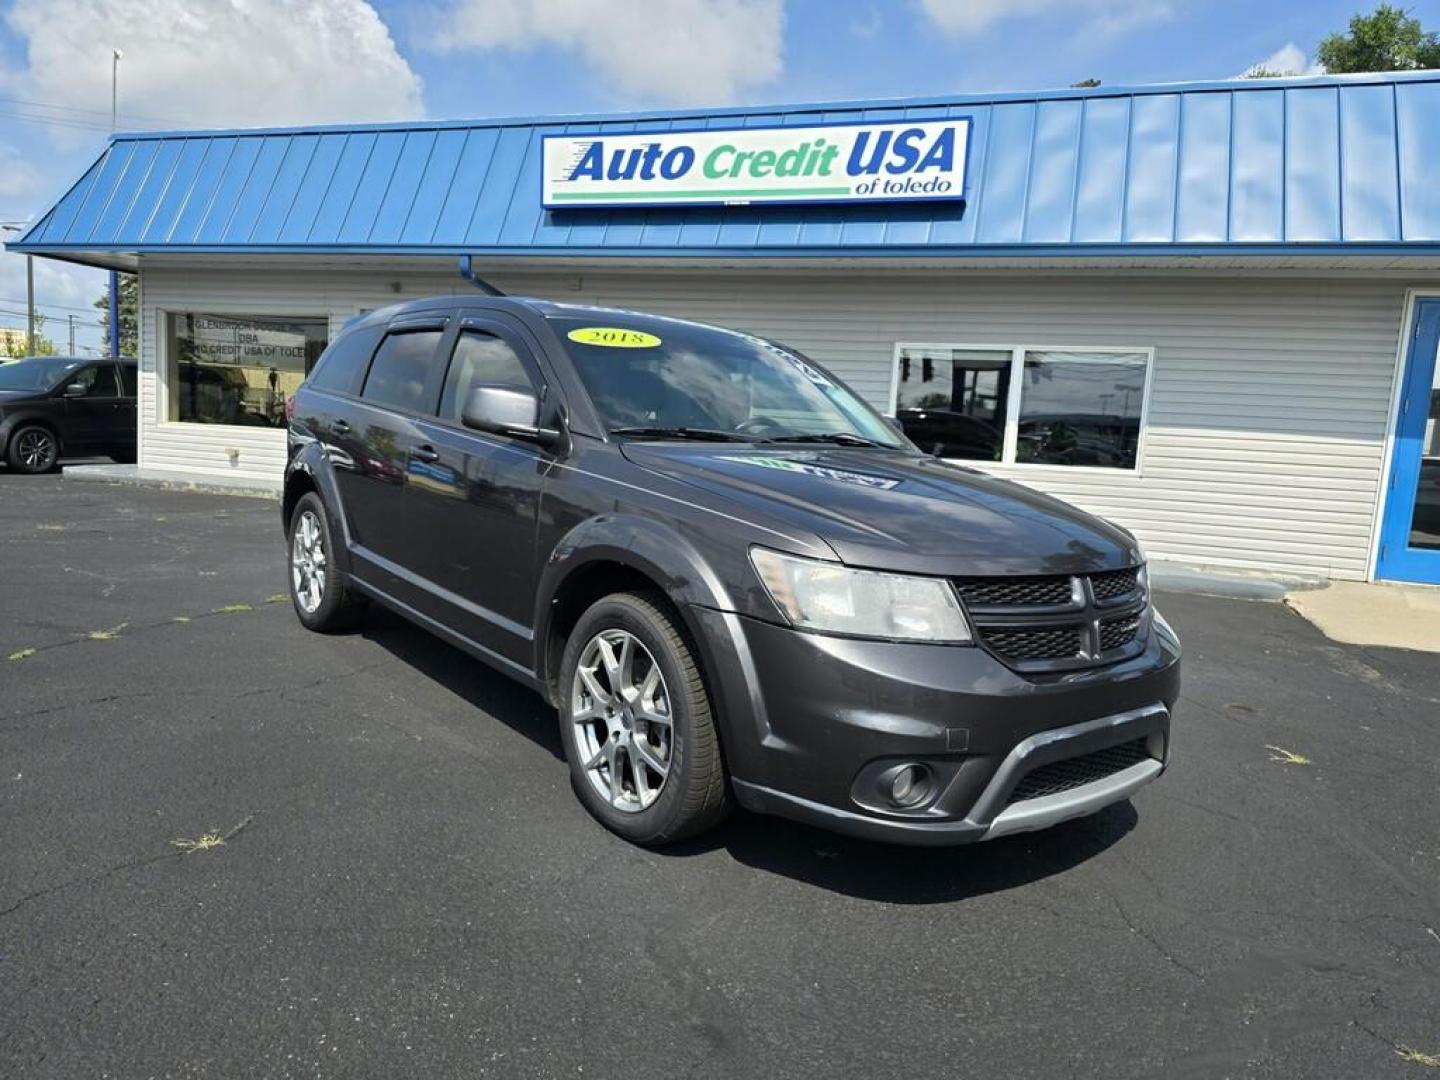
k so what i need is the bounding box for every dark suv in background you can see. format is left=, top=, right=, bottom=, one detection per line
left=0, top=356, right=137, bottom=473
left=283, top=297, right=1180, bottom=846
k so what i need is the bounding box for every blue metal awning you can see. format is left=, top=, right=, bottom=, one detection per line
left=12, top=71, right=1440, bottom=264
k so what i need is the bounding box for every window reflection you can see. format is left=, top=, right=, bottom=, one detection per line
left=894, top=347, right=1009, bottom=460
left=167, top=313, right=327, bottom=427
left=1016, top=351, right=1147, bottom=469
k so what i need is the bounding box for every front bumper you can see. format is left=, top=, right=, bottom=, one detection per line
left=688, top=606, right=1181, bottom=845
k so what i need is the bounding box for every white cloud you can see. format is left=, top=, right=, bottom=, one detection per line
left=428, top=0, right=785, bottom=106
left=0, top=145, right=44, bottom=201
left=1237, top=42, right=1324, bottom=78
left=915, top=0, right=1171, bottom=38
left=1, top=0, right=425, bottom=140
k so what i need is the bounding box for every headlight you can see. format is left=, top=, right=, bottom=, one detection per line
left=750, top=547, right=972, bottom=643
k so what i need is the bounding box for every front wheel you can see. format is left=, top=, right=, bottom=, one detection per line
left=287, top=492, right=365, bottom=632
left=7, top=425, right=59, bottom=473
left=558, top=592, right=730, bottom=845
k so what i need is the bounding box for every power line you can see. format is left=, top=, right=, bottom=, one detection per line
left=0, top=295, right=105, bottom=315
left=0, top=108, right=135, bottom=135
left=0, top=94, right=187, bottom=127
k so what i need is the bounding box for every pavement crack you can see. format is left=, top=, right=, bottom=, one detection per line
left=1107, top=893, right=1204, bottom=980
left=0, top=812, right=261, bottom=919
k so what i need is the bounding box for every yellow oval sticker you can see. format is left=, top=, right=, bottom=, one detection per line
left=567, top=327, right=662, bottom=348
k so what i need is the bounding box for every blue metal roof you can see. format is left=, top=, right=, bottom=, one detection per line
left=13, top=71, right=1440, bottom=261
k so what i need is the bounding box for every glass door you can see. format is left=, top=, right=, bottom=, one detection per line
left=1377, top=298, right=1440, bottom=584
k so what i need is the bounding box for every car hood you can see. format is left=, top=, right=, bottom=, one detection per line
left=0, top=389, right=43, bottom=402
left=619, top=443, right=1141, bottom=576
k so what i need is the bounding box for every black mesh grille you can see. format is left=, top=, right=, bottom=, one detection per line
left=1099, top=614, right=1142, bottom=651
left=984, top=625, right=1084, bottom=662
left=1091, top=567, right=1141, bottom=603
left=952, top=575, right=1072, bottom=608
left=1006, top=738, right=1151, bottom=805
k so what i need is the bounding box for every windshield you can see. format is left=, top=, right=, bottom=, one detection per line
left=0, top=357, right=84, bottom=392
left=552, top=315, right=906, bottom=447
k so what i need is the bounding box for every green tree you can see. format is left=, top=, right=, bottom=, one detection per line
left=1317, top=4, right=1440, bottom=72
left=1, top=316, right=58, bottom=358
left=1242, top=66, right=1294, bottom=78
left=94, top=273, right=138, bottom=357
left=1071, top=78, right=1102, bottom=88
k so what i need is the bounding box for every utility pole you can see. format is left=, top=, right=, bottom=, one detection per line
left=26, top=252, right=35, bottom=353
left=108, top=47, right=123, bottom=358
left=68, top=314, right=76, bottom=354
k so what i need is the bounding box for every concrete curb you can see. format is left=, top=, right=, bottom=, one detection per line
left=1147, top=561, right=1324, bottom=602
left=63, top=463, right=281, bottom=500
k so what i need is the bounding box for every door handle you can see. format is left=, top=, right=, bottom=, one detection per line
left=411, top=444, right=440, bottom=463
left=332, top=419, right=351, bottom=435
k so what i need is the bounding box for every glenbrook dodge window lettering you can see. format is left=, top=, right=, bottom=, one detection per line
left=542, top=119, right=970, bottom=207
left=167, top=313, right=328, bottom=427
left=894, top=344, right=1152, bottom=470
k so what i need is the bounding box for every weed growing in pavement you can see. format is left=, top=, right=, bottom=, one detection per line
left=1265, top=745, right=1312, bottom=766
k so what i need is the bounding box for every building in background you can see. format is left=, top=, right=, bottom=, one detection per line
left=10, top=71, right=1440, bottom=585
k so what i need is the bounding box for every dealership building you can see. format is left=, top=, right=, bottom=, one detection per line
left=10, top=70, right=1440, bottom=586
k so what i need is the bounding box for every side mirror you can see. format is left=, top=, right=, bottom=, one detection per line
left=63, top=382, right=87, bottom=398
left=461, top=385, right=560, bottom=448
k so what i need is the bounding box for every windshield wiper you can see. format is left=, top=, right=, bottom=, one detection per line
left=760, top=431, right=886, bottom=447
left=610, top=426, right=757, bottom=443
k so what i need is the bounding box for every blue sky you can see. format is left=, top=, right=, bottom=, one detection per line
left=1, top=0, right=1436, bottom=353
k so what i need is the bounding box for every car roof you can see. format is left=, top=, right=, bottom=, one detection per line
left=350, top=294, right=745, bottom=338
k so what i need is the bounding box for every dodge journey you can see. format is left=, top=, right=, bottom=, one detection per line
left=283, top=295, right=1180, bottom=846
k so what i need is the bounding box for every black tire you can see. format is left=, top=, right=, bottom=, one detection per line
left=558, top=591, right=731, bottom=845
left=6, top=424, right=60, bottom=473
left=286, top=491, right=366, bottom=633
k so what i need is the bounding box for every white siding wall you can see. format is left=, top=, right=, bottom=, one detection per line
left=137, top=264, right=1421, bottom=580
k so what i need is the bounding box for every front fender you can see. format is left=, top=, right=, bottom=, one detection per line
left=536, top=513, right=740, bottom=624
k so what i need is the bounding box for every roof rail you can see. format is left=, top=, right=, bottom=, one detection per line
left=458, top=255, right=505, bottom=296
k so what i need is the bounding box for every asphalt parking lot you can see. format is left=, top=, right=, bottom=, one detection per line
left=2, top=473, right=1438, bottom=1079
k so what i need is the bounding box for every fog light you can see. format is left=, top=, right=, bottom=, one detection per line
left=888, top=764, right=932, bottom=808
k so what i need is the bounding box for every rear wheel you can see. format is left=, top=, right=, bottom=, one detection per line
left=559, top=591, right=730, bottom=845
left=7, top=425, right=59, bottom=473
left=287, top=492, right=365, bottom=632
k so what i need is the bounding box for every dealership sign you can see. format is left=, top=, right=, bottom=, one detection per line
left=541, top=119, right=970, bottom=209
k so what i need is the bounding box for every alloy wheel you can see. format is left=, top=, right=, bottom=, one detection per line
left=290, top=509, right=327, bottom=613
left=571, top=628, right=674, bottom=813
left=16, top=429, right=56, bottom=471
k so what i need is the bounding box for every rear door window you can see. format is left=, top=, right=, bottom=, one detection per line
left=360, top=330, right=444, bottom=413
left=118, top=363, right=137, bottom=397
left=310, top=326, right=379, bottom=395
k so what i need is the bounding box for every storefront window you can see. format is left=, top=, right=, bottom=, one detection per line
left=166, top=313, right=328, bottom=427
left=894, top=343, right=1151, bottom=470
left=894, top=347, right=1009, bottom=461
left=1016, top=350, right=1148, bottom=469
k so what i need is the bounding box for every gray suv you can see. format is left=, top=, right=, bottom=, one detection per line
left=283, top=296, right=1180, bottom=846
